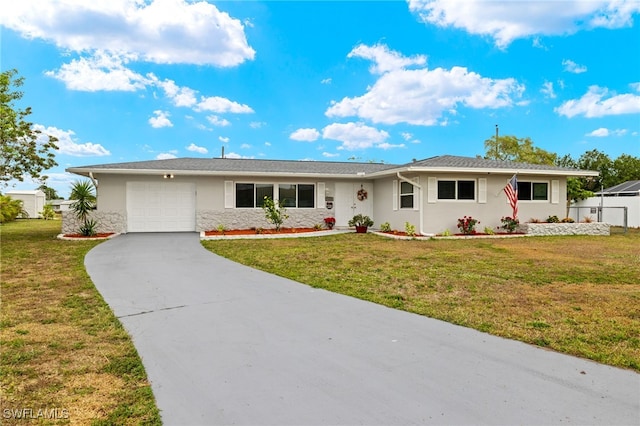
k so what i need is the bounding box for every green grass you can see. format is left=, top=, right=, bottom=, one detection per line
left=0, top=220, right=160, bottom=425
left=202, top=229, right=640, bottom=371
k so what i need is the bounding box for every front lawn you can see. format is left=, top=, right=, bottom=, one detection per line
left=202, top=230, right=640, bottom=371
left=0, top=220, right=160, bottom=425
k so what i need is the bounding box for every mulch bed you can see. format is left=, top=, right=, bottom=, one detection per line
left=63, top=233, right=115, bottom=238
left=204, top=227, right=322, bottom=236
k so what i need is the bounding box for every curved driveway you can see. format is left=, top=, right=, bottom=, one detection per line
left=86, top=233, right=639, bottom=425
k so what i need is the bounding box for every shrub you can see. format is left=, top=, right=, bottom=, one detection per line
left=41, top=204, right=55, bottom=220
left=441, top=229, right=451, bottom=236
left=380, top=222, right=391, bottom=232
left=313, top=223, right=323, bottom=230
left=582, top=216, right=594, bottom=223
left=348, top=214, right=374, bottom=228
left=262, top=196, right=288, bottom=231
left=70, top=180, right=97, bottom=236
left=499, top=216, right=520, bottom=233
left=457, top=216, right=479, bottom=234
left=561, top=217, right=575, bottom=223
left=529, top=218, right=543, bottom=223
left=546, top=215, right=560, bottom=223
left=0, top=195, right=24, bottom=223
left=484, top=226, right=495, bottom=235
left=79, top=219, right=98, bottom=237
left=323, top=217, right=335, bottom=229
left=404, top=222, right=416, bottom=237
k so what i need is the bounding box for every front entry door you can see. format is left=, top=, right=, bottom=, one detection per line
left=334, top=182, right=373, bottom=228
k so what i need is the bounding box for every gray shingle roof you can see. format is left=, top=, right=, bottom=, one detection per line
left=70, top=157, right=394, bottom=176
left=68, top=155, right=597, bottom=177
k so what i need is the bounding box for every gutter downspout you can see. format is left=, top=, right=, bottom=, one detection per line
left=396, top=172, right=431, bottom=236
left=88, top=172, right=98, bottom=189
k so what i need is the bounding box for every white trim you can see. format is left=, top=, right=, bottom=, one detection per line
left=224, top=181, right=234, bottom=208
left=392, top=180, right=398, bottom=211
left=427, top=177, right=437, bottom=203
left=478, top=178, right=487, bottom=204
left=317, top=182, right=325, bottom=209
left=551, top=180, right=560, bottom=204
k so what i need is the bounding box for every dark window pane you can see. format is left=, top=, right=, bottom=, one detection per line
left=518, top=182, right=532, bottom=200
left=533, top=182, right=548, bottom=200
left=279, top=184, right=297, bottom=207
left=438, top=181, right=455, bottom=199
left=400, top=195, right=413, bottom=208
left=298, top=184, right=315, bottom=208
left=458, top=180, right=475, bottom=200
left=256, top=184, right=274, bottom=207
left=236, top=183, right=254, bottom=208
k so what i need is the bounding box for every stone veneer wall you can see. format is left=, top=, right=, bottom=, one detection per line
left=197, top=209, right=331, bottom=232
left=62, top=211, right=127, bottom=234
left=521, top=222, right=610, bottom=236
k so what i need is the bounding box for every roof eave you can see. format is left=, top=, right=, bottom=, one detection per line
left=369, top=166, right=599, bottom=177
left=66, top=167, right=378, bottom=179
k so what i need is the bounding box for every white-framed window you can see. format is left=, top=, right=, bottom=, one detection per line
left=400, top=181, right=414, bottom=208
left=279, top=184, right=315, bottom=208
left=518, top=181, right=548, bottom=201
left=235, top=183, right=275, bottom=208
left=437, top=180, right=475, bottom=200
left=234, top=182, right=315, bottom=208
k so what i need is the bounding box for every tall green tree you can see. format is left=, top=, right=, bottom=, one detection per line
left=576, top=149, right=613, bottom=191
left=1, top=69, right=58, bottom=185
left=611, top=154, right=640, bottom=185
left=38, top=184, right=61, bottom=200
left=484, top=135, right=557, bottom=165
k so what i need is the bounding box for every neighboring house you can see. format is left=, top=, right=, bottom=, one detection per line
left=571, top=180, right=640, bottom=228
left=6, top=190, right=46, bottom=219
left=49, top=199, right=74, bottom=213
left=65, top=155, right=598, bottom=235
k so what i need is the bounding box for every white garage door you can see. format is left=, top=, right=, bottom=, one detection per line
left=127, top=182, right=196, bottom=232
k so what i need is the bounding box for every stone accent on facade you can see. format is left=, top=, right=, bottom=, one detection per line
left=62, top=211, right=127, bottom=234
left=521, top=222, right=610, bottom=236
left=197, top=209, right=331, bottom=232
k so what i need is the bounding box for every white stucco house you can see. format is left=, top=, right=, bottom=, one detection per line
left=571, top=180, right=640, bottom=228
left=6, top=190, right=46, bottom=219
left=64, top=155, right=598, bottom=235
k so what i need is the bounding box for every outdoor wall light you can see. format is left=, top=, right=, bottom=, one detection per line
left=163, top=173, right=174, bottom=179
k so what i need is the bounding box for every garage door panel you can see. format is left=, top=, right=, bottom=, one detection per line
left=127, top=182, right=196, bottom=232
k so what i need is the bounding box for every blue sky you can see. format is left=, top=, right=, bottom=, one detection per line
left=2, top=0, right=639, bottom=197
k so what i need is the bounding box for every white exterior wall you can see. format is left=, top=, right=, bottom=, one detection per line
left=373, top=174, right=567, bottom=235
left=571, top=196, right=639, bottom=228
left=7, top=191, right=46, bottom=218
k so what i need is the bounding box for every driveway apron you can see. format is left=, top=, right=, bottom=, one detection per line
left=85, top=233, right=639, bottom=425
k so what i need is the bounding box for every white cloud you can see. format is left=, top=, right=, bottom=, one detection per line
left=224, top=152, right=253, bottom=159
left=401, top=132, right=413, bottom=141
left=377, top=143, right=405, bottom=150
left=154, top=78, right=198, bottom=107
left=587, top=128, right=610, bottom=137
left=555, top=85, right=640, bottom=118
left=149, top=110, right=173, bottom=128
left=541, top=81, right=556, bottom=99
left=322, top=122, right=389, bottom=150
left=321, top=78, right=332, bottom=85
left=33, top=124, right=110, bottom=157
left=219, top=136, right=230, bottom=143
left=206, top=115, right=231, bottom=127
left=562, top=59, right=588, bottom=74
left=322, top=152, right=340, bottom=158
left=326, top=44, right=524, bottom=126
left=186, top=143, right=208, bottom=154
left=45, top=51, right=148, bottom=91
left=290, top=128, right=320, bottom=142
left=586, top=127, right=627, bottom=137
left=240, top=143, right=251, bottom=149
left=250, top=121, right=266, bottom=129
left=408, top=0, right=640, bottom=48
left=156, top=152, right=177, bottom=160
left=196, top=96, right=253, bottom=113
left=349, top=43, right=426, bottom=74
left=264, top=142, right=271, bottom=147
left=1, top=0, right=255, bottom=67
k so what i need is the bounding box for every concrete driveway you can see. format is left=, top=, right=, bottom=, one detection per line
left=85, top=233, right=639, bottom=425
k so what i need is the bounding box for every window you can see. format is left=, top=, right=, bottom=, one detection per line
left=235, top=183, right=274, bottom=208
left=235, top=183, right=254, bottom=208
left=518, top=182, right=548, bottom=201
left=437, top=180, right=475, bottom=200
left=400, top=181, right=414, bottom=208
left=279, top=184, right=315, bottom=208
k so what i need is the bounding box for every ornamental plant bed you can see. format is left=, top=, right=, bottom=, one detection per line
left=380, top=231, right=426, bottom=238
left=62, top=232, right=116, bottom=239
left=204, top=227, right=320, bottom=236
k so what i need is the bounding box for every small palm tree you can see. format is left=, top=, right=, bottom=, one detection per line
left=70, top=180, right=97, bottom=235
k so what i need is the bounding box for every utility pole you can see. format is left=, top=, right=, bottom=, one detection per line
left=495, top=124, right=499, bottom=159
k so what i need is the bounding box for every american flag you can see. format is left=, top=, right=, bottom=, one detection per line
left=504, top=174, right=518, bottom=219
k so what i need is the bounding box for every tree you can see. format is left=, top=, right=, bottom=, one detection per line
left=1, top=69, right=58, bottom=186
left=611, top=154, right=640, bottom=185
left=484, top=135, right=557, bottom=165
left=38, top=184, right=61, bottom=200
left=70, top=180, right=97, bottom=236
left=576, top=149, right=613, bottom=191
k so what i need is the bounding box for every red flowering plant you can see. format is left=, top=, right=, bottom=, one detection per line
left=323, top=217, right=336, bottom=229
left=499, top=216, right=519, bottom=233
left=457, top=216, right=479, bottom=235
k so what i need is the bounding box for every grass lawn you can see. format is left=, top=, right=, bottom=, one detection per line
left=203, top=229, right=640, bottom=372
left=1, top=220, right=160, bottom=425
